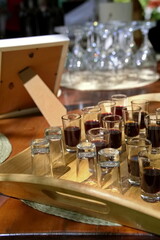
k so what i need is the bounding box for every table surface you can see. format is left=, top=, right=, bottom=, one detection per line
left=0, top=78, right=160, bottom=240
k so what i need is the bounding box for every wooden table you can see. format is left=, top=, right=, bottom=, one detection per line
left=0, top=79, right=160, bottom=239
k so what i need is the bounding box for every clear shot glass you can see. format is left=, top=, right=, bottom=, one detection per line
left=87, top=127, right=110, bottom=157
left=139, top=150, right=160, bottom=203
left=131, top=99, right=149, bottom=137
left=111, top=94, right=128, bottom=117
left=145, top=113, right=160, bottom=154
left=31, top=138, right=52, bottom=177
left=126, top=137, right=152, bottom=186
left=45, top=126, right=70, bottom=177
left=76, top=141, right=97, bottom=185
left=97, top=148, right=120, bottom=191
left=62, top=113, right=81, bottom=153
left=98, top=100, right=116, bottom=126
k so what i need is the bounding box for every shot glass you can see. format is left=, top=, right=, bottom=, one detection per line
left=122, top=105, right=141, bottom=142
left=139, top=150, right=160, bottom=203
left=98, top=100, right=116, bottom=126
left=45, top=127, right=69, bottom=177
left=81, top=105, right=101, bottom=136
left=131, top=99, right=149, bottom=137
left=97, top=148, right=120, bottom=190
left=62, top=113, right=81, bottom=153
left=31, top=138, right=52, bottom=177
left=102, top=115, right=122, bottom=151
left=145, top=113, right=160, bottom=153
left=111, top=94, right=128, bottom=117
left=156, top=108, right=160, bottom=125
left=126, top=137, right=152, bottom=186
left=87, top=127, right=110, bottom=156
left=76, top=141, right=97, bottom=184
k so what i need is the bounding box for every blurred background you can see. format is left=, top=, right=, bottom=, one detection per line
left=0, top=0, right=143, bottom=39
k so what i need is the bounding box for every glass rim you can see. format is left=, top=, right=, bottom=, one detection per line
left=131, top=99, right=150, bottom=104
left=87, top=127, right=110, bottom=135
left=61, top=113, right=81, bottom=120
left=77, top=141, right=96, bottom=150
left=111, top=94, right=127, bottom=99
left=31, top=138, right=49, bottom=147
left=81, top=105, right=101, bottom=113
left=98, top=99, right=116, bottom=106
left=126, top=137, right=152, bottom=146
left=98, top=147, right=119, bottom=156
left=102, top=114, right=122, bottom=122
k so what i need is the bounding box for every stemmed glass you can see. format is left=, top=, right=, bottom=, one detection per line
left=133, top=21, right=157, bottom=81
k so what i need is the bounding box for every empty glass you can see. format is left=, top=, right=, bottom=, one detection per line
left=97, top=148, right=120, bottom=191
left=76, top=141, right=97, bottom=185
left=45, top=127, right=69, bottom=178
left=131, top=99, right=149, bottom=137
left=31, top=138, right=52, bottom=177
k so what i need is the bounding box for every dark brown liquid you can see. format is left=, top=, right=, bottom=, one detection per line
left=98, top=112, right=112, bottom=126
left=115, top=106, right=126, bottom=117
left=133, top=111, right=147, bottom=129
left=124, top=121, right=139, bottom=137
left=64, top=126, right=81, bottom=147
left=141, top=167, right=160, bottom=194
left=84, top=120, right=100, bottom=134
left=140, top=111, right=147, bottom=129
left=91, top=140, right=109, bottom=154
left=147, top=125, right=160, bottom=148
left=128, top=155, right=139, bottom=177
left=109, top=129, right=122, bottom=149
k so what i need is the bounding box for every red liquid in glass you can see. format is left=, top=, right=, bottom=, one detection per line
left=124, top=121, right=139, bottom=137
left=147, top=125, right=160, bottom=148
left=115, top=106, right=126, bottom=117
left=64, top=126, right=81, bottom=147
left=141, top=167, right=160, bottom=194
left=109, top=129, right=122, bottom=149
left=91, top=140, right=109, bottom=153
left=84, top=120, right=100, bottom=134
left=98, top=112, right=112, bottom=126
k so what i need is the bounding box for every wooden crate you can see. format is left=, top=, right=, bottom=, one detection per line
left=0, top=146, right=159, bottom=235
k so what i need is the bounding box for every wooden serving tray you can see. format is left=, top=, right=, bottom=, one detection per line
left=0, top=147, right=159, bottom=235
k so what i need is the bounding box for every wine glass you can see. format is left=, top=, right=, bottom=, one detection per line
left=133, top=21, right=157, bottom=81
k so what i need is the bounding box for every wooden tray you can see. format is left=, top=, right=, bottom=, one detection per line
left=0, top=146, right=159, bottom=235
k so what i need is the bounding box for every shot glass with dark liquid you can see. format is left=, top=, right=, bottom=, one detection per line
left=87, top=128, right=110, bottom=157
left=145, top=113, right=160, bottom=153
left=62, top=113, right=81, bottom=153
left=131, top=99, right=149, bottom=137
left=122, top=105, right=141, bottom=142
left=102, top=115, right=122, bottom=151
left=111, top=94, right=128, bottom=117
left=126, top=137, right=152, bottom=186
left=81, top=105, right=101, bottom=137
left=98, top=100, right=116, bottom=126
left=139, top=150, right=160, bottom=203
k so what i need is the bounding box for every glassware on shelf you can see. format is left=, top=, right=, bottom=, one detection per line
left=133, top=21, right=158, bottom=81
